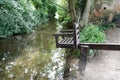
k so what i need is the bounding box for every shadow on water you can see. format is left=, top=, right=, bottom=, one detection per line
left=0, top=21, right=64, bottom=80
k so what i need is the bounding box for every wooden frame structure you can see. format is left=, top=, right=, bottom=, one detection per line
left=53, top=22, right=80, bottom=48
left=53, top=22, right=120, bottom=50
left=53, top=22, right=120, bottom=77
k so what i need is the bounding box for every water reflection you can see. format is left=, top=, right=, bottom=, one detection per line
left=0, top=21, right=64, bottom=80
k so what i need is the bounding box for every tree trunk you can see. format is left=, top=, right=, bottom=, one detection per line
left=63, top=0, right=92, bottom=80
left=68, top=0, right=77, bottom=22
left=63, top=1, right=76, bottom=77
left=82, top=0, right=92, bottom=27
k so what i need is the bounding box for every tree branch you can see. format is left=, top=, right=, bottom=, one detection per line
left=49, top=1, right=68, bottom=11
left=68, top=0, right=77, bottom=22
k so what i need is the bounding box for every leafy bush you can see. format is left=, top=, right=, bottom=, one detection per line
left=0, top=0, right=57, bottom=38
left=74, top=24, right=106, bottom=57
left=31, top=0, right=57, bottom=20
left=80, top=24, right=106, bottom=43
left=57, top=8, right=71, bottom=25
left=0, top=0, right=36, bottom=37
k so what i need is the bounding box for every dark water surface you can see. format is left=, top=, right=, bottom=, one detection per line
left=0, top=21, right=64, bottom=80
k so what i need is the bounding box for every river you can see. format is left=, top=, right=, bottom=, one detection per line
left=0, top=21, right=64, bottom=80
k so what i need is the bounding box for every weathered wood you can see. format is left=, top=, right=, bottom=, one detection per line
left=59, top=38, right=73, bottom=44
left=60, top=29, right=73, bottom=33
left=74, top=22, right=80, bottom=48
left=79, top=43, right=120, bottom=50
left=54, top=35, right=59, bottom=48
left=78, top=45, right=89, bottom=80
left=53, top=22, right=120, bottom=51
left=53, top=22, right=80, bottom=48
left=53, top=32, right=73, bottom=36
left=53, top=22, right=120, bottom=80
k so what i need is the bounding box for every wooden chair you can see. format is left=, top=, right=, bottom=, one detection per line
left=53, top=22, right=80, bottom=48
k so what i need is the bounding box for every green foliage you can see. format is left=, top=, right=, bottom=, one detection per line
left=100, top=23, right=115, bottom=30
left=75, top=0, right=87, bottom=16
left=31, top=0, right=57, bottom=20
left=58, top=9, right=71, bottom=25
left=56, top=0, right=71, bottom=25
left=93, top=17, right=115, bottom=31
left=74, top=24, right=106, bottom=57
left=0, top=0, right=57, bottom=37
left=0, top=0, right=36, bottom=37
left=47, top=3, right=57, bottom=19
left=80, top=24, right=106, bottom=43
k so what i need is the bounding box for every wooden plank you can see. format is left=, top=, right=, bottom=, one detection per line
left=79, top=45, right=89, bottom=78
left=58, top=44, right=74, bottom=48
left=73, top=22, right=80, bottom=48
left=53, top=32, right=73, bottom=36
left=59, top=38, right=72, bottom=44
left=59, top=42, right=74, bottom=45
left=79, top=43, right=120, bottom=50
left=65, top=38, right=71, bottom=43
left=60, top=29, right=74, bottom=33
left=59, top=38, right=68, bottom=43
left=54, top=35, right=59, bottom=48
left=67, top=38, right=73, bottom=43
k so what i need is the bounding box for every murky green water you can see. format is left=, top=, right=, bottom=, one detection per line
left=0, top=21, right=64, bottom=80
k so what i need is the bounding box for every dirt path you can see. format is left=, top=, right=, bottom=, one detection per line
left=84, top=28, right=120, bottom=80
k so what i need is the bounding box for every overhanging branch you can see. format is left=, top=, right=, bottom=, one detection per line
left=49, top=1, right=68, bottom=11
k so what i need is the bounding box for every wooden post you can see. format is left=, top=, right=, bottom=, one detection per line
left=73, top=22, right=79, bottom=48
left=78, top=45, right=89, bottom=80
left=54, top=35, right=59, bottom=48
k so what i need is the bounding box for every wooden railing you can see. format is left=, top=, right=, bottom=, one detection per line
left=79, top=43, right=120, bottom=50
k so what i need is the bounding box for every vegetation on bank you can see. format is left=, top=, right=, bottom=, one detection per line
left=1, top=0, right=120, bottom=79
left=74, top=24, right=106, bottom=57
left=0, top=0, right=57, bottom=37
left=80, top=24, right=106, bottom=43
left=56, top=0, right=107, bottom=57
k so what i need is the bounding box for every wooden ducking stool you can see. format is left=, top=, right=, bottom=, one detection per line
left=53, top=22, right=120, bottom=78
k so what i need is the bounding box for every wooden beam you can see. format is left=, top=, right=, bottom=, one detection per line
left=79, top=43, right=120, bottom=50
left=53, top=32, right=73, bottom=36
left=78, top=45, right=89, bottom=80
left=60, top=29, right=73, bottom=33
